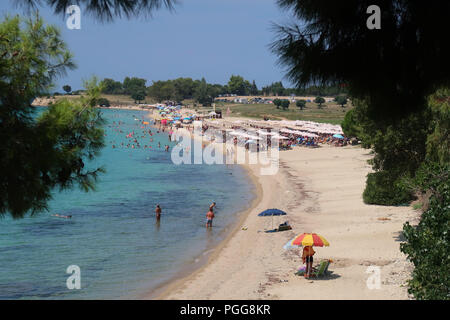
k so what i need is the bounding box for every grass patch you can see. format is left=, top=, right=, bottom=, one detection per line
left=216, top=101, right=353, bottom=125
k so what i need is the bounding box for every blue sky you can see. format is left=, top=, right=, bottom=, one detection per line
left=1, top=0, right=295, bottom=91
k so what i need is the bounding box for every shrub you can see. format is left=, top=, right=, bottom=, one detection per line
left=363, top=171, right=413, bottom=205
left=280, top=99, right=290, bottom=110
left=341, top=109, right=361, bottom=138
left=401, top=163, right=450, bottom=300
left=296, top=99, right=306, bottom=110
left=97, top=98, right=110, bottom=107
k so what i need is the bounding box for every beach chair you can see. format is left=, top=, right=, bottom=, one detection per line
left=310, top=260, right=330, bottom=278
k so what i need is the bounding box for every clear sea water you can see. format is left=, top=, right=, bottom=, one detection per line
left=0, top=108, right=254, bottom=299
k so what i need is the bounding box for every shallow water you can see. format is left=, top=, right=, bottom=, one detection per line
left=0, top=108, right=254, bottom=299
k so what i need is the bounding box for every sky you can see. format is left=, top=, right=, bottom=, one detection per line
left=1, top=0, right=296, bottom=91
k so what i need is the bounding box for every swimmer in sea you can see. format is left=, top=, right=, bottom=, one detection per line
left=155, top=204, right=161, bottom=221
left=52, top=214, right=72, bottom=219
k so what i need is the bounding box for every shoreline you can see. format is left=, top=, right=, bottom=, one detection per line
left=152, top=143, right=417, bottom=300
left=31, top=99, right=153, bottom=111
left=147, top=162, right=263, bottom=300
left=141, top=113, right=264, bottom=299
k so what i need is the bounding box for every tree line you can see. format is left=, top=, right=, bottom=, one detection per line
left=99, top=75, right=348, bottom=105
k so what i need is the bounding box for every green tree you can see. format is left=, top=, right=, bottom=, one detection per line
left=63, top=85, right=72, bottom=94
left=227, top=75, right=249, bottom=96
left=272, top=82, right=285, bottom=96
left=262, top=81, right=285, bottom=96
left=296, top=99, right=306, bottom=110
left=272, top=1, right=450, bottom=299
left=20, top=0, right=176, bottom=21
left=194, top=78, right=213, bottom=106
left=341, top=109, right=361, bottom=138
left=272, top=1, right=449, bottom=125
left=273, top=98, right=282, bottom=109
left=280, top=99, right=290, bottom=110
left=314, top=96, right=325, bottom=108
left=335, top=95, right=348, bottom=108
left=398, top=88, right=450, bottom=300
left=0, top=15, right=106, bottom=219
left=173, top=77, right=196, bottom=101
left=401, top=162, right=450, bottom=300
left=101, top=78, right=123, bottom=94
left=97, top=97, right=110, bottom=107
left=147, top=80, right=175, bottom=102
left=131, top=90, right=146, bottom=103
left=250, top=80, right=258, bottom=95
left=123, top=77, right=146, bottom=95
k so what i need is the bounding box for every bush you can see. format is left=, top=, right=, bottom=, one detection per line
left=341, top=109, right=361, bottom=138
left=280, top=99, right=290, bottom=110
left=296, top=99, right=306, bottom=110
left=97, top=98, right=110, bottom=107
left=401, top=163, right=450, bottom=300
left=363, top=171, right=413, bottom=205
left=273, top=98, right=282, bottom=109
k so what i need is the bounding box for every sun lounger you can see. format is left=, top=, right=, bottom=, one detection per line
left=311, top=260, right=330, bottom=277
left=294, top=259, right=331, bottom=277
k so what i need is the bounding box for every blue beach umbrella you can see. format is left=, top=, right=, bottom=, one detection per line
left=333, top=134, right=344, bottom=139
left=258, top=208, right=287, bottom=216
left=258, top=209, right=287, bottom=229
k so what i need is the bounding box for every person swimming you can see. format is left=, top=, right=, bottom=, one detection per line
left=52, top=213, right=72, bottom=219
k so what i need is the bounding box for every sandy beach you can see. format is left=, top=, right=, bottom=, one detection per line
left=156, top=143, right=417, bottom=300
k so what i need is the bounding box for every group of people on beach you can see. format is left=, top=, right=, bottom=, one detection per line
left=155, top=202, right=216, bottom=229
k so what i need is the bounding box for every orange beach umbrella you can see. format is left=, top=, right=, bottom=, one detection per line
left=291, top=233, right=330, bottom=247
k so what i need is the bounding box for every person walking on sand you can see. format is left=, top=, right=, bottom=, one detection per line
left=155, top=204, right=162, bottom=221
left=302, top=245, right=315, bottom=278
left=206, top=208, right=215, bottom=228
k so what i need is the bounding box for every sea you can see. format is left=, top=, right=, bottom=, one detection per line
left=0, top=107, right=254, bottom=299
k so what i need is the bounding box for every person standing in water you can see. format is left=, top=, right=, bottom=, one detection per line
left=206, top=208, right=214, bottom=228
left=155, top=204, right=162, bottom=221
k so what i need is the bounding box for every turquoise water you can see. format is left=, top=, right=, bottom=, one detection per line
left=0, top=108, right=254, bottom=299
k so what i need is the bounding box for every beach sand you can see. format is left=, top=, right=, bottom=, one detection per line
left=156, top=144, right=417, bottom=300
